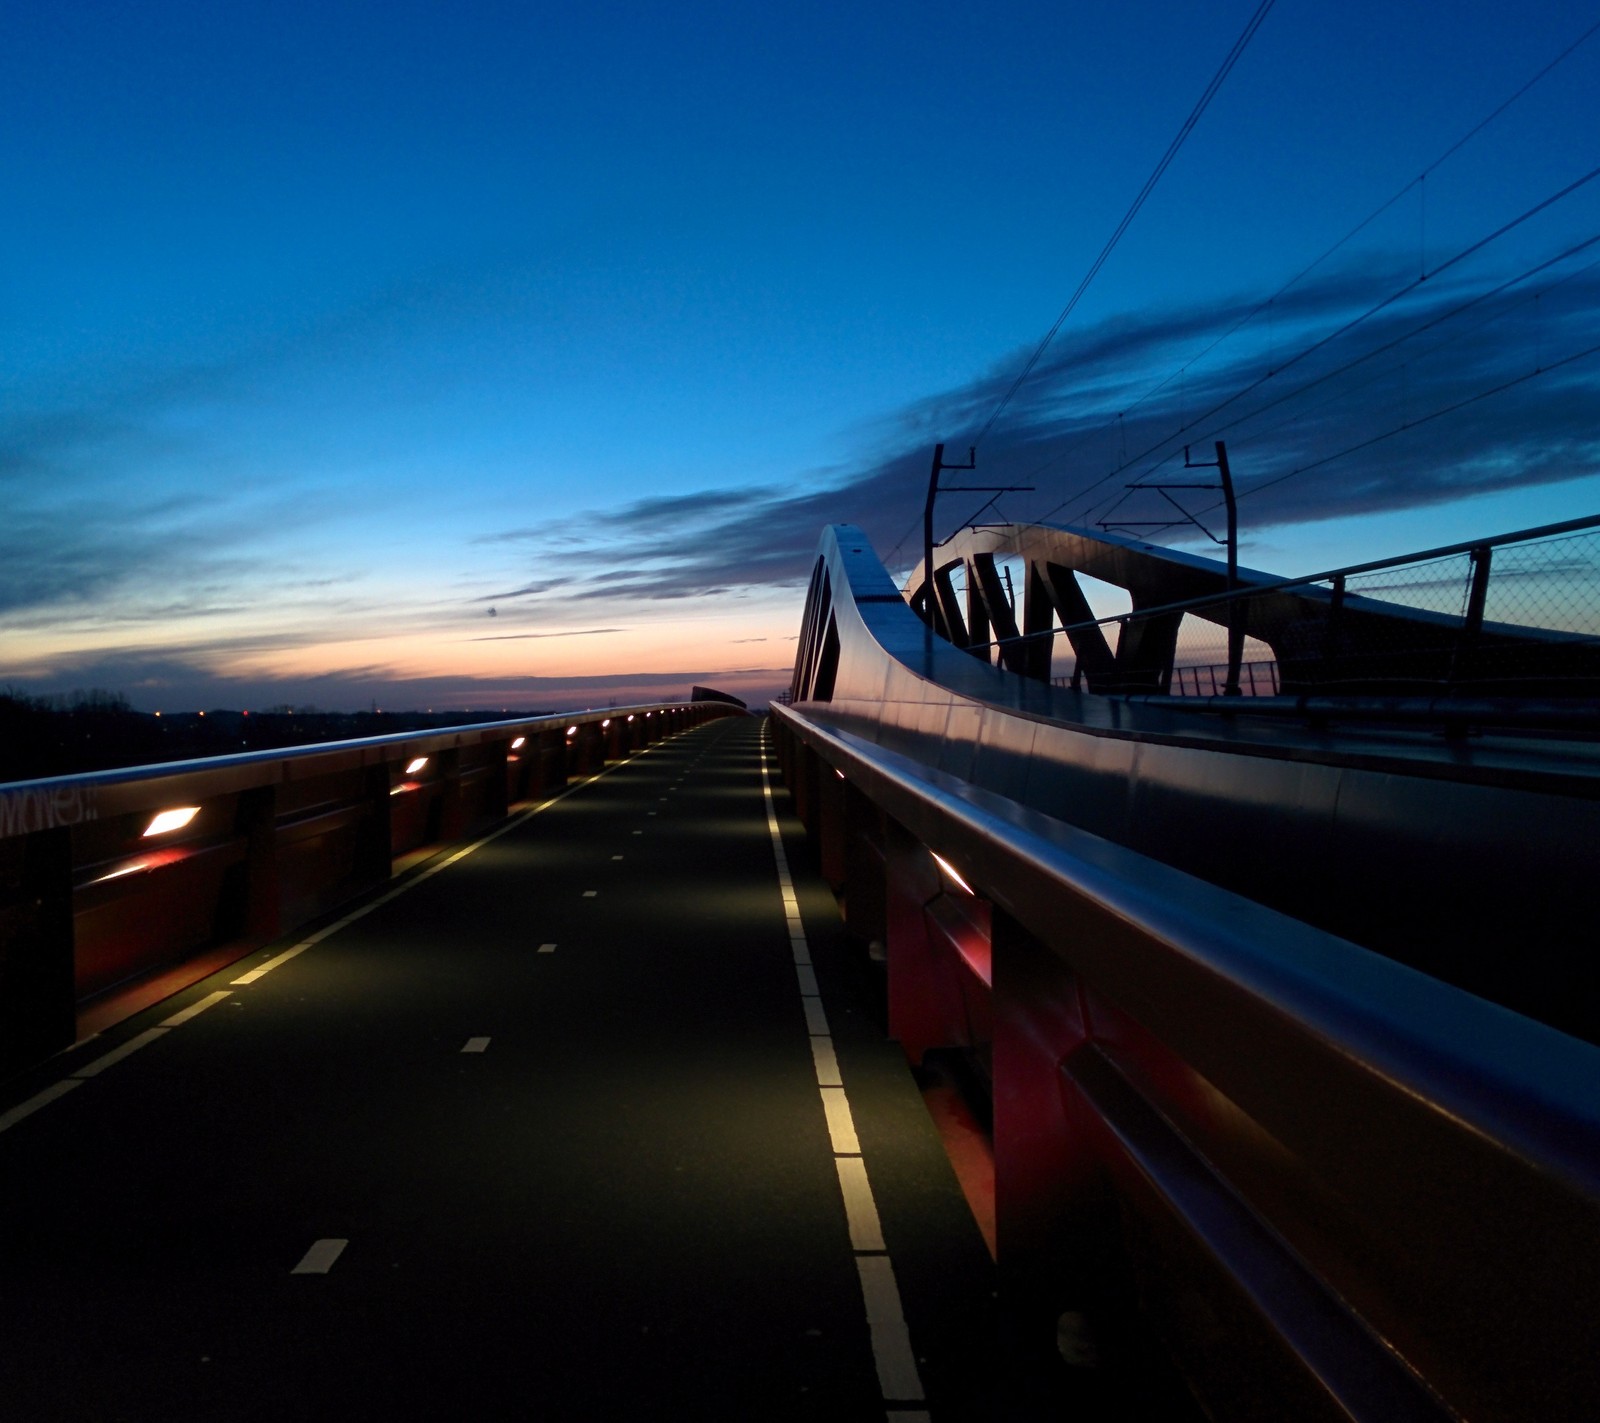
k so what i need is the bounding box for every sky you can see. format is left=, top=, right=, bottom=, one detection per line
left=4, top=0, right=1599, bottom=712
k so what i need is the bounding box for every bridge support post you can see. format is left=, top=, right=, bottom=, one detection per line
left=992, top=908, right=1115, bottom=1352
left=0, top=826, right=76, bottom=1076
left=232, top=785, right=280, bottom=944
left=838, top=781, right=887, bottom=947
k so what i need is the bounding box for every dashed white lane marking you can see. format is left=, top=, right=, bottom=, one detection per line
left=159, top=990, right=231, bottom=1027
left=0, top=742, right=676, bottom=1138
left=611, top=854, right=624, bottom=860
left=857, top=1256, right=924, bottom=1401
left=810, top=1036, right=843, bottom=1087
left=291, top=1238, right=348, bottom=1275
left=819, top=1086, right=861, bottom=1154
left=0, top=1081, right=83, bottom=1135
left=632, top=830, right=643, bottom=835
left=461, top=1037, right=491, bottom=1053
left=72, top=1028, right=170, bottom=1079
left=836, top=1156, right=887, bottom=1251
left=758, top=723, right=925, bottom=1409
left=582, top=890, right=598, bottom=898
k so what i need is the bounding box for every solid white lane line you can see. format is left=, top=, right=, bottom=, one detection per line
left=835, top=1156, right=887, bottom=1251
left=796, top=964, right=820, bottom=996
left=537, top=943, right=556, bottom=954
left=159, top=990, right=231, bottom=1027
left=291, top=1238, right=348, bottom=1275
left=810, top=1036, right=843, bottom=1087
left=461, top=1037, right=491, bottom=1053
left=72, top=1028, right=170, bottom=1079
left=802, top=997, right=831, bottom=1035
left=856, top=1256, right=926, bottom=1401
left=0, top=1080, right=83, bottom=1134
left=820, top=1086, right=861, bottom=1154
left=792, top=940, right=812, bottom=966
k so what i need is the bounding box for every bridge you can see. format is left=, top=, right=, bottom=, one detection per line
left=2, top=518, right=1599, bottom=1419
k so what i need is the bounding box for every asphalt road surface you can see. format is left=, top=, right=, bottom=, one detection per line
left=0, top=716, right=994, bottom=1421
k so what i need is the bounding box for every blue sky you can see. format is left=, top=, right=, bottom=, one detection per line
left=5, top=1, right=1599, bottom=710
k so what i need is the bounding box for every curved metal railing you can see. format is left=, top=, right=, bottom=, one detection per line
left=774, top=523, right=1600, bottom=1421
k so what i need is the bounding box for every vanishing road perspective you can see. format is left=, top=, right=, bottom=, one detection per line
left=4, top=514, right=1600, bottom=1420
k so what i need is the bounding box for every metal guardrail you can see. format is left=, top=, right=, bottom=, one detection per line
left=780, top=522, right=1600, bottom=1420
left=0, top=701, right=739, bottom=1076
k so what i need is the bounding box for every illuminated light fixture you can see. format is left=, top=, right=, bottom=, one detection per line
left=510, top=736, right=526, bottom=749
left=406, top=757, right=428, bottom=775
left=143, top=806, right=200, bottom=837
left=834, top=769, right=845, bottom=780
left=601, top=719, right=610, bottom=728
left=627, top=715, right=634, bottom=722
left=389, top=782, right=421, bottom=796
left=931, top=852, right=974, bottom=896
left=566, top=726, right=578, bottom=736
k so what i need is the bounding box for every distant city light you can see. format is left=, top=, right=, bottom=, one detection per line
left=143, top=806, right=200, bottom=837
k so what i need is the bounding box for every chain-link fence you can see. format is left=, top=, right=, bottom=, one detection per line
left=1022, top=519, right=1600, bottom=699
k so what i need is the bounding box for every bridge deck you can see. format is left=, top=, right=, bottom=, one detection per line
left=0, top=718, right=992, bottom=1420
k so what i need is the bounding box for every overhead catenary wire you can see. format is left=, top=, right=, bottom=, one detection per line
left=1077, top=233, right=1600, bottom=532
left=966, top=0, right=1278, bottom=453
left=1022, top=14, right=1600, bottom=525
left=1037, top=164, right=1600, bottom=530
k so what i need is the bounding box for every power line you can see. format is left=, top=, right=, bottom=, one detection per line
left=967, top=0, right=1277, bottom=451
left=1039, top=164, right=1600, bottom=527
left=1205, top=339, right=1600, bottom=513
left=1022, top=15, right=1600, bottom=523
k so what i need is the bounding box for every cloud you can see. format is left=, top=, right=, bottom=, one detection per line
left=480, top=252, right=1600, bottom=601
left=467, top=626, right=625, bottom=642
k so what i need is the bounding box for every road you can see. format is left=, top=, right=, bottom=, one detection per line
left=0, top=716, right=993, bottom=1421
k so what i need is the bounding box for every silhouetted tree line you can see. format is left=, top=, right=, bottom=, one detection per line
left=0, top=689, right=551, bottom=784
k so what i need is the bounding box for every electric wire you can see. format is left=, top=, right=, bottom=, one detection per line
left=1076, top=232, right=1600, bottom=534
left=1036, top=164, right=1600, bottom=528
left=1021, top=15, right=1600, bottom=525
left=967, top=0, right=1277, bottom=452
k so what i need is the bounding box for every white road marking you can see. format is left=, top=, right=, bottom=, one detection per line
left=632, top=830, right=643, bottom=835
left=856, top=1256, right=925, bottom=1401
left=611, top=854, right=623, bottom=860
left=820, top=1086, right=860, bottom=1154
left=810, top=1035, right=842, bottom=1087
left=796, top=964, right=819, bottom=996
left=537, top=943, right=557, bottom=954
left=291, top=1238, right=348, bottom=1275
left=72, top=1028, right=170, bottom=1079
left=159, top=990, right=231, bottom=1027
left=461, top=1037, right=491, bottom=1053
left=802, top=997, right=830, bottom=1035
left=792, top=940, right=811, bottom=966
left=582, top=890, right=598, bottom=898
left=835, top=1156, right=886, bottom=1251
left=0, top=1080, right=83, bottom=1135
